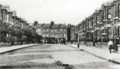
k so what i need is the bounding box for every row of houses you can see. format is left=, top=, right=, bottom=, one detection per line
left=34, top=21, right=74, bottom=42
left=0, top=4, right=29, bottom=29
left=0, top=3, right=35, bottom=42
left=0, top=3, right=75, bottom=43
left=75, top=0, right=120, bottom=43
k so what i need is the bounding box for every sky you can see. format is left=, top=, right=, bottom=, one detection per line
left=0, top=0, right=111, bottom=25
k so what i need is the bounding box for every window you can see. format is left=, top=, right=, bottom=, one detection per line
left=89, top=20, right=91, bottom=28
left=118, top=4, right=120, bottom=17
left=60, top=29, right=62, bottom=31
left=64, top=34, right=66, bottom=37
left=91, top=18, right=94, bottom=27
left=100, top=11, right=104, bottom=22
left=51, top=29, right=53, bottom=32
left=93, top=14, right=97, bottom=25
left=107, top=27, right=112, bottom=39
left=0, top=9, right=2, bottom=20
left=107, top=8, right=112, bottom=19
left=64, top=29, right=66, bottom=32
left=96, top=14, right=99, bottom=23
left=118, top=26, right=120, bottom=37
left=55, top=29, right=57, bottom=32
left=7, top=15, right=9, bottom=23
left=46, top=29, right=49, bottom=31
left=96, top=30, right=99, bottom=40
left=52, top=34, right=54, bottom=37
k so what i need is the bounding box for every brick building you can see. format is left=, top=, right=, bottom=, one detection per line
left=0, top=4, right=31, bottom=42
left=77, top=0, right=120, bottom=43
left=35, top=22, right=68, bottom=42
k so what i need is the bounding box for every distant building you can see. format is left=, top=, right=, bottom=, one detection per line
left=70, top=25, right=77, bottom=41
left=34, top=22, right=68, bottom=41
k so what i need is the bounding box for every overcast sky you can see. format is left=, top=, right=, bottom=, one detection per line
left=0, top=0, right=111, bottom=25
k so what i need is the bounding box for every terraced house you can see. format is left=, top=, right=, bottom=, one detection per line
left=35, top=21, right=68, bottom=43
left=0, top=4, right=33, bottom=43
left=77, top=0, right=120, bottom=43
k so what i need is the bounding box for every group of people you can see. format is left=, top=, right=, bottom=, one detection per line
left=108, top=38, right=119, bottom=53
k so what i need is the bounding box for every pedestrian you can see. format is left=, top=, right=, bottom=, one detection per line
left=108, top=39, right=113, bottom=53
left=93, top=39, right=95, bottom=47
left=114, top=38, right=119, bottom=53
left=77, top=42, right=80, bottom=48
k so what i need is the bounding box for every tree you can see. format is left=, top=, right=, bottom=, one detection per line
left=22, top=26, right=38, bottom=43
left=0, top=22, right=9, bottom=42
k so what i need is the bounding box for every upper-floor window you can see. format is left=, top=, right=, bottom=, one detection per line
left=60, top=29, right=62, bottom=31
left=55, top=29, right=57, bottom=32
left=88, top=20, right=91, bottom=28
left=96, top=14, right=99, bottom=23
left=63, top=29, right=66, bottom=32
left=46, top=29, right=48, bottom=31
left=91, top=18, right=94, bottom=27
left=101, top=11, right=104, bottom=22
left=64, top=34, right=66, bottom=37
left=107, top=8, right=112, bottom=19
left=51, top=29, right=53, bottom=32
left=118, top=4, right=120, bottom=17
left=57, top=29, right=59, bottom=32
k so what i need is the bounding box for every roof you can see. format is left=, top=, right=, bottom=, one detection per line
left=42, top=24, right=51, bottom=28
left=59, top=24, right=68, bottom=29
left=34, top=23, right=68, bottom=29
left=34, top=24, right=43, bottom=29
left=51, top=24, right=59, bottom=29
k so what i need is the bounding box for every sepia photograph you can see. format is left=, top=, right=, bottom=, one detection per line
left=0, top=0, right=120, bottom=69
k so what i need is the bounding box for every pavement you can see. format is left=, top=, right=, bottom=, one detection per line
left=0, top=44, right=37, bottom=54
left=67, top=43, right=120, bottom=64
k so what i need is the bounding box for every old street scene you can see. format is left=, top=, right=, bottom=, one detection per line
left=1, top=0, right=120, bottom=69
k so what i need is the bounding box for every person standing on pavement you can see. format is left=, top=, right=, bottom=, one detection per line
left=77, top=42, right=80, bottom=48
left=108, top=39, right=113, bottom=53
left=93, top=39, right=95, bottom=47
left=114, top=38, right=119, bottom=53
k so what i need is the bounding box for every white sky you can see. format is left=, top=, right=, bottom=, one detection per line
left=0, top=0, right=110, bottom=25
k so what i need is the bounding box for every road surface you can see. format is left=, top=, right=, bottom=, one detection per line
left=0, top=44, right=119, bottom=69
